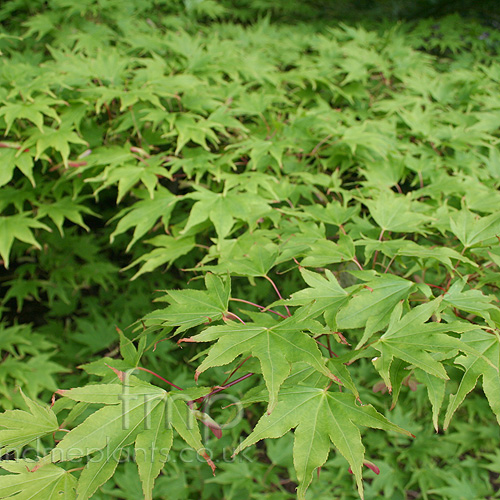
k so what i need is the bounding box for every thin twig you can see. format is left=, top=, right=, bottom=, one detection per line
left=229, top=297, right=287, bottom=319
left=134, top=366, right=183, bottom=390
left=263, top=275, right=291, bottom=316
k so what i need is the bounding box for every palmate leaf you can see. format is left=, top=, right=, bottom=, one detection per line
left=35, top=379, right=213, bottom=500
left=198, top=238, right=279, bottom=277
left=0, top=146, right=35, bottom=188
left=143, top=273, right=230, bottom=334
left=36, top=199, right=96, bottom=235
left=109, top=187, right=179, bottom=251
left=359, top=238, right=477, bottom=271
left=364, top=193, right=432, bottom=233
left=444, top=329, right=500, bottom=429
left=0, top=96, right=61, bottom=134
left=0, top=460, right=77, bottom=500
left=372, top=299, right=483, bottom=391
left=450, top=206, right=500, bottom=248
left=0, top=391, right=58, bottom=454
left=23, top=125, right=88, bottom=168
left=181, top=186, right=271, bottom=239
left=181, top=307, right=339, bottom=413
left=233, top=385, right=412, bottom=500
left=300, top=233, right=355, bottom=267
left=0, top=214, right=51, bottom=268
left=278, top=268, right=349, bottom=329
left=336, top=274, right=415, bottom=348
left=123, top=235, right=196, bottom=280
left=443, top=279, right=499, bottom=328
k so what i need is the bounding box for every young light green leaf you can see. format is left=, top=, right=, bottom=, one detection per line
left=443, top=279, right=498, bottom=327
left=0, top=215, right=51, bottom=269
left=143, top=273, right=230, bottom=333
left=280, top=268, right=349, bottom=329
left=36, top=199, right=95, bottom=235
left=25, top=125, right=88, bottom=168
left=336, top=274, right=415, bottom=348
left=109, top=188, right=178, bottom=251
left=300, top=233, right=355, bottom=267
left=124, top=235, right=196, bottom=280
left=233, top=386, right=412, bottom=500
left=444, top=329, right=500, bottom=429
left=414, top=368, right=446, bottom=432
left=364, top=194, right=432, bottom=233
left=0, top=391, right=58, bottom=454
left=0, top=146, right=35, bottom=188
left=0, top=460, right=77, bottom=500
left=36, top=381, right=214, bottom=497
left=373, top=300, right=482, bottom=390
left=450, top=207, right=500, bottom=248
left=182, top=311, right=339, bottom=413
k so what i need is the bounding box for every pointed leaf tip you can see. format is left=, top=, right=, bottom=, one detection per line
left=178, top=337, right=195, bottom=344
left=201, top=451, right=216, bottom=475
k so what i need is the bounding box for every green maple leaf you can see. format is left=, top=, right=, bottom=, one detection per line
left=233, top=385, right=412, bottom=499
left=278, top=268, right=349, bottom=329
left=0, top=391, right=58, bottom=454
left=0, top=214, right=51, bottom=269
left=301, top=201, right=358, bottom=226
left=0, top=146, right=35, bottom=188
left=123, top=235, right=196, bottom=280
left=450, top=207, right=500, bottom=249
left=444, top=329, right=500, bottom=429
left=87, top=161, right=170, bottom=204
left=300, top=233, right=355, bottom=267
left=199, top=238, right=279, bottom=277
left=364, top=194, right=432, bottom=234
left=181, top=186, right=271, bottom=239
left=182, top=308, right=339, bottom=413
left=0, top=460, right=77, bottom=500
left=36, top=199, right=96, bottom=235
left=36, top=379, right=213, bottom=500
left=24, top=126, right=88, bottom=168
left=360, top=239, right=477, bottom=271
left=414, top=368, right=446, bottom=432
left=170, top=114, right=219, bottom=154
left=109, top=187, right=179, bottom=251
left=143, top=273, right=230, bottom=333
left=336, top=274, right=415, bottom=348
left=0, top=96, right=61, bottom=134
left=443, top=279, right=499, bottom=328
left=372, top=299, right=483, bottom=390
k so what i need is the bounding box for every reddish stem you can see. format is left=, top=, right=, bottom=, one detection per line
left=66, top=467, right=86, bottom=473
left=225, top=311, right=246, bottom=324
left=384, top=255, right=396, bottom=273
left=425, top=283, right=447, bottom=292
left=353, top=256, right=364, bottom=271
left=221, top=356, right=251, bottom=386
left=315, top=339, right=338, bottom=358
left=206, top=373, right=254, bottom=398
left=229, top=298, right=287, bottom=319
left=134, top=366, right=183, bottom=391
left=263, top=275, right=291, bottom=316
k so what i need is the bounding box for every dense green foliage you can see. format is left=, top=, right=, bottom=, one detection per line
left=1, top=1, right=500, bottom=499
